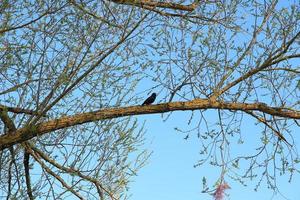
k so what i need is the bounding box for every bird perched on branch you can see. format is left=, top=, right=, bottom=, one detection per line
left=142, top=93, right=156, bottom=105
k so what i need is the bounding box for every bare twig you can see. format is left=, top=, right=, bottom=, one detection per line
left=28, top=142, right=116, bottom=200
left=27, top=146, right=85, bottom=200
left=0, top=4, right=67, bottom=34
left=244, top=110, right=291, bottom=146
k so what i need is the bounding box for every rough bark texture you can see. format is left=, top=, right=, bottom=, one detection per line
left=109, top=0, right=198, bottom=11
left=0, top=99, right=299, bottom=150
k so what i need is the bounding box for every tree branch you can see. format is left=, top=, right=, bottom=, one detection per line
left=69, top=0, right=121, bottom=28
left=27, top=147, right=85, bottom=200
left=1, top=99, right=299, bottom=150
left=109, top=0, right=199, bottom=11
left=211, top=30, right=300, bottom=100
left=0, top=5, right=66, bottom=34
left=23, top=151, right=34, bottom=200
left=0, top=110, right=16, bottom=131
left=27, top=142, right=114, bottom=200
left=244, top=110, right=291, bottom=146
left=0, top=105, right=44, bottom=116
left=0, top=79, right=50, bottom=96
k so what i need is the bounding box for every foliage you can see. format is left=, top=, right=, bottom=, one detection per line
left=0, top=0, right=300, bottom=199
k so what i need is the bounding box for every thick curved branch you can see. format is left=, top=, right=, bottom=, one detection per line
left=109, top=0, right=199, bottom=11
left=1, top=99, right=299, bottom=150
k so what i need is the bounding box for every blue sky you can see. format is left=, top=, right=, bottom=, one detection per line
left=127, top=2, right=300, bottom=199
left=129, top=112, right=300, bottom=200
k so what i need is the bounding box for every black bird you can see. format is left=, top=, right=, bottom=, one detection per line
left=142, top=93, right=156, bottom=105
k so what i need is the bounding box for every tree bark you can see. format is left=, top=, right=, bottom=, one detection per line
left=1, top=98, right=299, bottom=150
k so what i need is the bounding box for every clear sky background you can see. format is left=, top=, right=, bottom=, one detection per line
left=128, top=111, right=300, bottom=200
